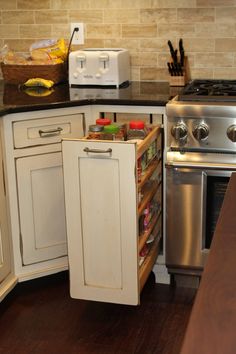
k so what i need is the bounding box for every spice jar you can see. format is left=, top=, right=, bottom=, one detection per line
left=87, top=124, right=104, bottom=140
left=118, top=123, right=127, bottom=140
left=127, top=120, right=147, bottom=140
left=103, top=124, right=124, bottom=141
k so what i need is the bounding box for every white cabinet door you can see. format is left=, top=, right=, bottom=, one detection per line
left=62, top=140, right=139, bottom=305
left=0, top=151, right=11, bottom=283
left=16, top=152, right=67, bottom=265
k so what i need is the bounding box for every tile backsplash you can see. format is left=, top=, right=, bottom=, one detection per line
left=1, top=0, right=236, bottom=81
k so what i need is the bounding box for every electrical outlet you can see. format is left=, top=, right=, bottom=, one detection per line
left=70, top=23, right=84, bottom=45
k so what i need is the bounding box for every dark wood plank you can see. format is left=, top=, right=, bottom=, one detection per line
left=181, top=173, right=236, bottom=354
left=0, top=272, right=195, bottom=354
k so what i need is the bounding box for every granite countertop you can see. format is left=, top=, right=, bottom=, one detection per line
left=0, top=80, right=181, bottom=116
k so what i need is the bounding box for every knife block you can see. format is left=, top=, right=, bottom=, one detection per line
left=169, top=56, right=189, bottom=87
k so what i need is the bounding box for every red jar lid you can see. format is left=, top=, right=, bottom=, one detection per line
left=96, top=118, right=111, bottom=126
left=129, top=121, right=145, bottom=129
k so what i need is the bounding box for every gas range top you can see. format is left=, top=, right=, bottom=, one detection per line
left=167, top=84, right=236, bottom=153
left=179, top=79, right=236, bottom=102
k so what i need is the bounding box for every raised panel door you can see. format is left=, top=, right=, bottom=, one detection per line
left=16, top=152, right=67, bottom=265
left=62, top=139, right=139, bottom=305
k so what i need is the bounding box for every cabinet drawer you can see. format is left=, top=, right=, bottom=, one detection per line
left=13, top=114, right=84, bottom=148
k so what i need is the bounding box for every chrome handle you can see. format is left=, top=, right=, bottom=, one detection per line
left=39, top=127, right=63, bottom=137
left=201, top=172, right=207, bottom=249
left=83, top=147, right=112, bottom=154
left=165, top=161, right=236, bottom=171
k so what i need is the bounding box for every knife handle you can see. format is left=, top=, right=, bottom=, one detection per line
left=167, top=62, right=173, bottom=76
left=179, top=38, right=185, bottom=67
left=170, top=62, right=176, bottom=76
left=176, top=62, right=183, bottom=76
left=168, top=40, right=178, bottom=64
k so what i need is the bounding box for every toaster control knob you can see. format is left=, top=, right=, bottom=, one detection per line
left=96, top=73, right=101, bottom=79
left=99, top=53, right=109, bottom=62
left=171, top=123, right=188, bottom=141
left=227, top=125, right=236, bottom=142
left=192, top=123, right=209, bottom=141
left=73, top=72, right=78, bottom=79
left=76, top=54, right=86, bottom=63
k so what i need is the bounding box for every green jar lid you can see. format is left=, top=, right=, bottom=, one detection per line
left=103, top=124, right=119, bottom=134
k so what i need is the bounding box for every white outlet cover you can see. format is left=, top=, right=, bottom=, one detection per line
left=70, top=23, right=84, bottom=45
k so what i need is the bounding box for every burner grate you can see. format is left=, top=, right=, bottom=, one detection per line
left=180, top=79, right=236, bottom=101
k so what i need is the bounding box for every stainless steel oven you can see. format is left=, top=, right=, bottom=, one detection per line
left=165, top=80, right=236, bottom=275
left=166, top=158, right=236, bottom=275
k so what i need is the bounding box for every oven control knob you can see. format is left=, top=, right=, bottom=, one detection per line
left=192, top=123, right=209, bottom=141
left=227, top=125, right=236, bottom=142
left=171, top=123, right=188, bottom=140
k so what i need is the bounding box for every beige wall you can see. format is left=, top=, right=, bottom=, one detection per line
left=1, top=0, right=236, bottom=81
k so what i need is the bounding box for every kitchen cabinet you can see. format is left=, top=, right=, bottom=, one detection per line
left=0, top=103, right=168, bottom=289
left=0, top=124, right=17, bottom=301
left=0, top=148, right=11, bottom=282
left=62, top=125, right=162, bottom=305
left=2, top=106, right=89, bottom=281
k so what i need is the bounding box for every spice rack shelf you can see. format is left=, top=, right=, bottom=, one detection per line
left=137, top=126, right=160, bottom=159
left=138, top=211, right=161, bottom=253
left=138, top=180, right=160, bottom=216
left=139, top=237, right=160, bottom=291
left=138, top=158, right=161, bottom=190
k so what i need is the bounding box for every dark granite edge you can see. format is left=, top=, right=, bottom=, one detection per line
left=0, top=99, right=91, bottom=116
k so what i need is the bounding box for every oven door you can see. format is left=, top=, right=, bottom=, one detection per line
left=166, top=162, right=235, bottom=274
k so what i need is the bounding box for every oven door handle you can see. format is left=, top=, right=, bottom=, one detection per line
left=165, top=161, right=236, bottom=171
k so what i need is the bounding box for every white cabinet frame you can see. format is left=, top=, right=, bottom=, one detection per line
left=2, top=106, right=91, bottom=281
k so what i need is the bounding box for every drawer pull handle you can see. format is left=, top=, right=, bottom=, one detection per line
left=39, top=127, right=63, bottom=137
left=83, top=147, right=112, bottom=154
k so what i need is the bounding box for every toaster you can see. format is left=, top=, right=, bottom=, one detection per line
left=69, top=48, right=130, bottom=87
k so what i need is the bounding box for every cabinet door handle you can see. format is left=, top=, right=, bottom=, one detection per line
left=39, top=127, right=63, bottom=137
left=83, top=147, right=112, bottom=154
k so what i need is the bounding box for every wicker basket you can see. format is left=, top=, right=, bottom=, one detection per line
left=1, top=62, right=68, bottom=85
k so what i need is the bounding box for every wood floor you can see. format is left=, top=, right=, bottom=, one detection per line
left=0, top=272, right=196, bottom=354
